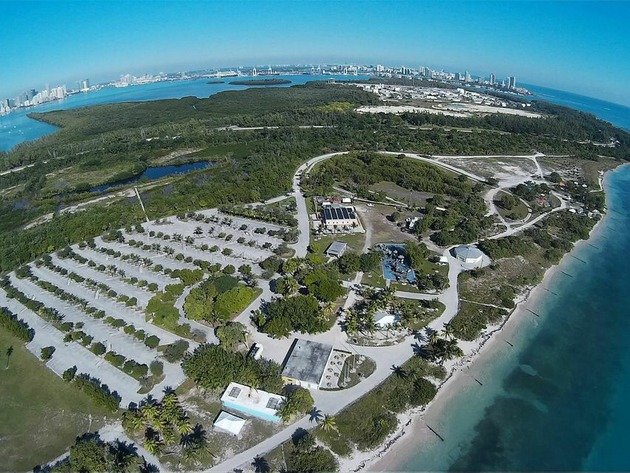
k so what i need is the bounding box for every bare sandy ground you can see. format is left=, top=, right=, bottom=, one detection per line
left=356, top=104, right=541, bottom=119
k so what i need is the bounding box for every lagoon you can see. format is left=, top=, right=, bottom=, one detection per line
left=89, top=160, right=212, bottom=193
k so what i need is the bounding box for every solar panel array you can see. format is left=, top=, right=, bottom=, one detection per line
left=323, top=206, right=356, bottom=221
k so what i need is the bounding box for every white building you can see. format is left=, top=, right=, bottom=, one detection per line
left=452, top=245, right=486, bottom=267
left=213, top=411, right=246, bottom=436
left=374, top=311, right=400, bottom=328
left=220, top=382, right=285, bottom=423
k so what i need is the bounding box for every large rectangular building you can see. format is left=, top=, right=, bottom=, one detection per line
left=220, top=382, right=285, bottom=423
left=281, top=339, right=334, bottom=390
left=322, top=205, right=358, bottom=230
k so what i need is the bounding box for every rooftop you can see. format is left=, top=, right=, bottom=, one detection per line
left=323, top=205, right=356, bottom=221
left=453, top=245, right=484, bottom=260
left=281, top=339, right=334, bottom=385
left=213, top=411, right=246, bottom=436
left=220, top=382, right=285, bottom=420
left=326, top=241, right=347, bottom=257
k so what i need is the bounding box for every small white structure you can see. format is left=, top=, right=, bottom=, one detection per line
left=248, top=343, right=263, bottom=360
left=214, top=411, right=246, bottom=436
left=220, top=382, right=285, bottom=423
left=375, top=311, right=399, bottom=328
left=452, top=245, right=485, bottom=267
left=326, top=241, right=347, bottom=258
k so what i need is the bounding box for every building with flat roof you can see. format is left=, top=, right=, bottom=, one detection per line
left=220, top=382, right=285, bottom=423
left=322, top=205, right=359, bottom=231
left=325, top=241, right=347, bottom=258
left=374, top=311, right=400, bottom=328
left=281, top=339, right=334, bottom=390
left=213, top=411, right=246, bottom=436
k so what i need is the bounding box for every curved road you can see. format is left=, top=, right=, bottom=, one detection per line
left=208, top=150, right=567, bottom=472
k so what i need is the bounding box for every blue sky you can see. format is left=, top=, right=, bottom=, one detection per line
left=1, top=0, right=628, bottom=106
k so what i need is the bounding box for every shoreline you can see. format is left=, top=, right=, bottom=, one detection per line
left=336, top=167, right=619, bottom=473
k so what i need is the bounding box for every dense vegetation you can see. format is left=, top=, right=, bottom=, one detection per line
left=0, top=82, right=626, bottom=273
left=183, top=275, right=259, bottom=325
left=303, top=152, right=494, bottom=245
left=50, top=433, right=145, bottom=473
left=256, top=294, right=328, bottom=338
left=182, top=343, right=285, bottom=393
left=317, top=356, right=444, bottom=455
left=63, top=368, right=121, bottom=412
left=0, top=306, right=34, bottom=342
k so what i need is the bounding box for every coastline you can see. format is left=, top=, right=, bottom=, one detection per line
left=335, top=167, right=620, bottom=473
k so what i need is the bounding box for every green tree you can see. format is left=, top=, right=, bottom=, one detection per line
left=320, top=414, right=337, bottom=433
left=216, top=322, right=247, bottom=351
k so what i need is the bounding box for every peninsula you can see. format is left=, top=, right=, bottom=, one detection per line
left=0, top=81, right=627, bottom=472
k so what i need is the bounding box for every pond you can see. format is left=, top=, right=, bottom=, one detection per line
left=90, top=160, right=212, bottom=192
left=379, top=243, right=417, bottom=283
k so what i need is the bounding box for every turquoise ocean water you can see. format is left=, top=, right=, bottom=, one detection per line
left=392, top=90, right=630, bottom=471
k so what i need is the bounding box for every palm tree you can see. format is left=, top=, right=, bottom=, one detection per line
left=175, top=415, right=194, bottom=436
left=442, top=339, right=464, bottom=362
left=144, top=434, right=162, bottom=456
left=442, top=323, right=455, bottom=340
left=425, top=327, right=440, bottom=345
left=140, top=403, right=158, bottom=423
left=345, top=315, right=359, bottom=335
left=5, top=346, right=13, bottom=369
left=391, top=365, right=408, bottom=379
left=252, top=455, right=270, bottom=473
left=161, top=425, right=177, bottom=446
left=320, top=414, right=337, bottom=433
left=122, top=411, right=146, bottom=434
left=138, top=459, right=159, bottom=473
left=109, top=439, right=138, bottom=472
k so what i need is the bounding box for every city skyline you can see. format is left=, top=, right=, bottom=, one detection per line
left=1, top=1, right=629, bottom=107
left=0, top=64, right=527, bottom=116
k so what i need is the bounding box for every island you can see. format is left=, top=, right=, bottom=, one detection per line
left=0, top=81, right=628, bottom=472
left=206, top=80, right=225, bottom=84
left=229, top=78, right=292, bottom=85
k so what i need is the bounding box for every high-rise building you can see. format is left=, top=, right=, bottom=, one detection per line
left=489, top=73, right=496, bottom=85
left=454, top=72, right=461, bottom=81
left=465, top=71, right=472, bottom=82
left=81, top=79, right=90, bottom=91
left=507, top=76, right=517, bottom=89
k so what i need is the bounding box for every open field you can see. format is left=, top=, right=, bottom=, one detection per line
left=355, top=203, right=417, bottom=245
left=0, top=328, right=111, bottom=471
left=369, top=181, right=433, bottom=207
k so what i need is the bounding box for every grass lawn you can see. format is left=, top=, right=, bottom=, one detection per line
left=390, top=281, right=421, bottom=293
left=369, top=181, right=432, bottom=207
left=310, top=233, right=365, bottom=256
left=494, top=191, right=529, bottom=221
left=0, top=330, right=111, bottom=471
left=361, top=270, right=387, bottom=289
